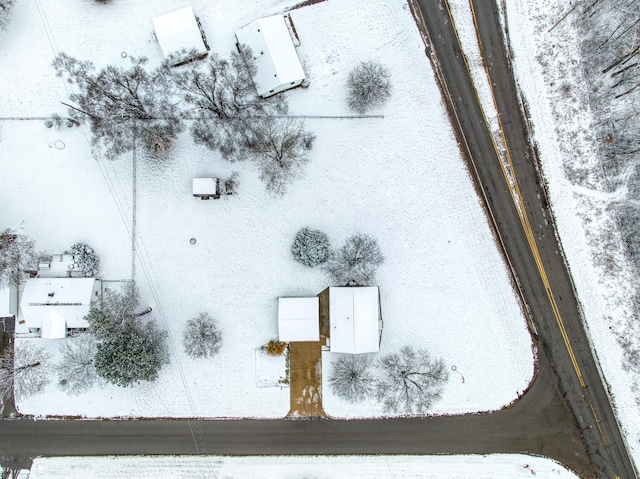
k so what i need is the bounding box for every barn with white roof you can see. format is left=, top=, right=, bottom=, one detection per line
left=20, top=278, right=99, bottom=338
left=235, top=14, right=306, bottom=97
left=153, top=6, right=209, bottom=66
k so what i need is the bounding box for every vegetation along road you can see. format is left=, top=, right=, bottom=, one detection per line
left=0, top=1, right=636, bottom=478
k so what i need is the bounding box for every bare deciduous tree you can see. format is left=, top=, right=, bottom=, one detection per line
left=375, top=346, right=447, bottom=415
left=248, top=116, right=315, bottom=195
left=0, top=228, right=37, bottom=288
left=323, top=233, right=384, bottom=286
left=56, top=333, right=98, bottom=395
left=0, top=343, right=51, bottom=401
left=183, top=312, right=222, bottom=359
left=164, top=47, right=286, bottom=162
left=53, top=53, right=184, bottom=157
left=328, top=354, right=374, bottom=403
left=347, top=60, right=392, bottom=114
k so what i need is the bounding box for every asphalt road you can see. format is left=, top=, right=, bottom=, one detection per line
left=0, top=2, right=635, bottom=478
left=410, top=0, right=636, bottom=477
left=0, top=351, right=590, bottom=474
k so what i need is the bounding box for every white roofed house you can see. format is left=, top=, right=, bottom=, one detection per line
left=235, top=14, right=307, bottom=98
left=318, top=287, right=382, bottom=354
left=20, top=278, right=99, bottom=339
left=153, top=6, right=209, bottom=66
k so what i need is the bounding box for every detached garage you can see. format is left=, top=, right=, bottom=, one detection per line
left=235, top=14, right=306, bottom=97
left=278, top=297, right=319, bottom=343
left=153, top=6, right=209, bottom=66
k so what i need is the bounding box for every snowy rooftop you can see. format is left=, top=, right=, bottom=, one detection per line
left=235, top=15, right=306, bottom=97
left=0, top=284, right=17, bottom=318
left=20, top=278, right=96, bottom=329
left=192, top=178, right=217, bottom=196
left=41, top=310, right=67, bottom=339
left=278, top=297, right=319, bottom=342
left=328, top=287, right=380, bottom=354
left=153, top=6, right=208, bottom=62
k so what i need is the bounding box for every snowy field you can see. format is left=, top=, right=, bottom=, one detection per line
left=28, top=454, right=577, bottom=479
left=0, top=0, right=533, bottom=419
left=485, top=0, right=640, bottom=471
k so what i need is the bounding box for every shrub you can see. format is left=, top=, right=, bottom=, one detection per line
left=323, top=233, right=384, bottom=286
left=183, top=313, right=223, bottom=359
left=291, top=227, right=331, bottom=267
left=68, top=242, right=99, bottom=277
left=267, top=340, right=287, bottom=356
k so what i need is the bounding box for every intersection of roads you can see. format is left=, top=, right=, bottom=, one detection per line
left=1, top=1, right=637, bottom=478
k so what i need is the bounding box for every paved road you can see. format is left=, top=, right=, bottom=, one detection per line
left=0, top=351, right=590, bottom=474
left=410, top=0, right=636, bottom=477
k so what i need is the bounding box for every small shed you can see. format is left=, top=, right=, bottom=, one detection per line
left=192, top=178, right=220, bottom=199
left=319, top=286, right=382, bottom=354
left=235, top=14, right=306, bottom=97
left=278, top=297, right=319, bottom=342
left=153, top=6, right=209, bottom=66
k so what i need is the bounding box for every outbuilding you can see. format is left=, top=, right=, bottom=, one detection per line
left=318, top=286, right=382, bottom=354
left=235, top=14, right=306, bottom=97
left=192, top=178, right=220, bottom=199
left=20, top=278, right=99, bottom=338
left=153, top=6, right=209, bottom=66
left=278, top=297, right=320, bottom=343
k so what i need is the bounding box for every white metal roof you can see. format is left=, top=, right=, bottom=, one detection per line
left=329, top=287, right=380, bottom=354
left=278, top=297, right=319, bottom=342
left=192, top=178, right=217, bottom=196
left=0, top=284, right=17, bottom=317
left=153, top=6, right=207, bottom=60
left=20, top=278, right=96, bottom=329
left=235, top=15, right=306, bottom=97
left=41, top=310, right=67, bottom=339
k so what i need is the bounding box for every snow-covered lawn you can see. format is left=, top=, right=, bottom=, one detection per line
left=28, top=454, right=578, bottom=479
left=0, top=0, right=533, bottom=419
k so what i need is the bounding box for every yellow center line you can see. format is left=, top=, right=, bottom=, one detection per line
left=440, top=0, right=617, bottom=458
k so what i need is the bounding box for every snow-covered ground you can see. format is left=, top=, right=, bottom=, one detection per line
left=28, top=454, right=577, bottom=479
left=0, top=0, right=533, bottom=419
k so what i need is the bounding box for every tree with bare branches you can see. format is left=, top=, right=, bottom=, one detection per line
left=328, top=354, right=375, bottom=403
left=347, top=60, right=392, bottom=113
left=0, top=228, right=37, bottom=288
left=248, top=116, right=315, bottom=195
left=0, top=343, right=50, bottom=401
left=164, top=46, right=286, bottom=162
left=375, top=345, right=447, bottom=415
left=56, top=333, right=98, bottom=395
left=323, top=233, right=384, bottom=286
left=53, top=53, right=183, bottom=157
